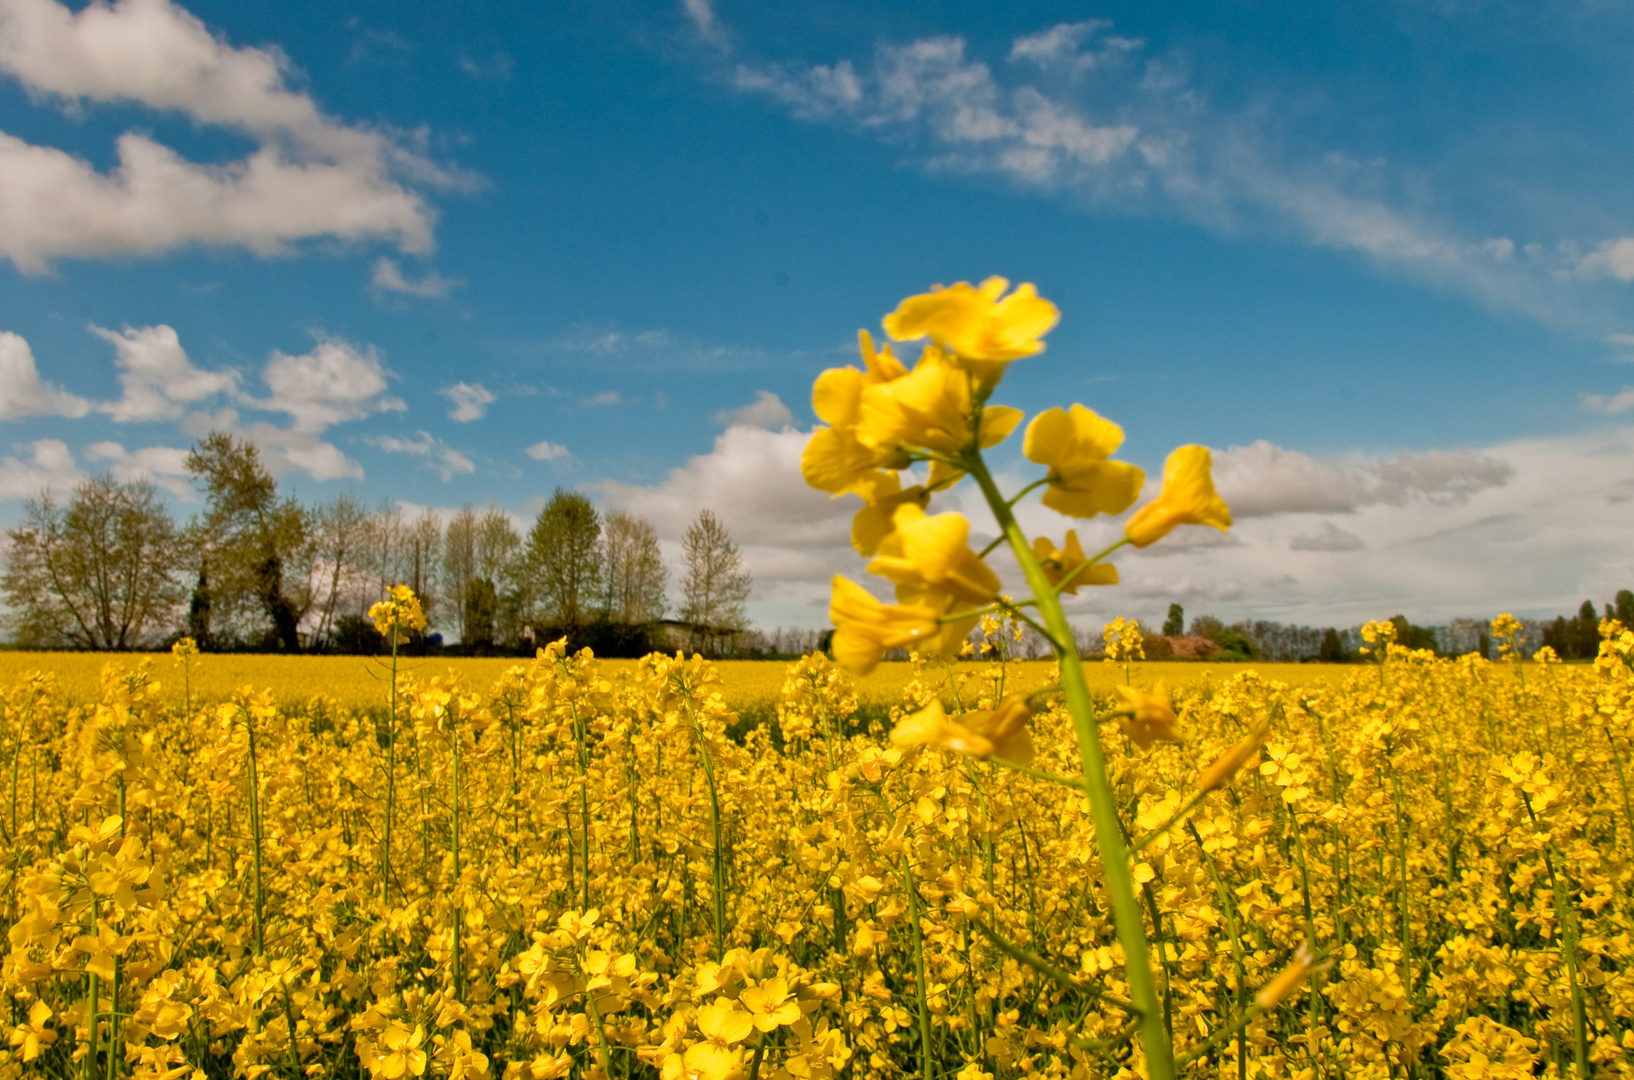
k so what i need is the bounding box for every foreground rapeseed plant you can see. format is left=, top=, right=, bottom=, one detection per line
left=805, top=277, right=1230, bottom=1076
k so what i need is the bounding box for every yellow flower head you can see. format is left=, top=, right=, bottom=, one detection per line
left=170, top=636, right=198, bottom=660
left=1113, top=683, right=1178, bottom=750
left=1255, top=942, right=1323, bottom=1011
left=847, top=471, right=931, bottom=556
left=1031, top=530, right=1117, bottom=595
left=1103, top=616, right=1145, bottom=662
left=370, top=585, right=428, bottom=639
left=801, top=332, right=916, bottom=495
left=829, top=576, right=976, bottom=675
left=1123, top=445, right=1231, bottom=548
left=1490, top=612, right=1524, bottom=661
left=1197, top=722, right=1270, bottom=791
left=855, top=346, right=1022, bottom=459
left=1023, top=405, right=1145, bottom=519
left=866, top=504, right=1001, bottom=607
left=891, top=696, right=1035, bottom=764
left=882, top=276, right=1060, bottom=364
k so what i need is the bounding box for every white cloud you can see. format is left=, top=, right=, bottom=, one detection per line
left=0, top=438, right=82, bottom=499
left=256, top=338, right=404, bottom=432
left=525, top=440, right=572, bottom=463
left=365, top=430, right=475, bottom=481
left=680, top=0, right=726, bottom=49
left=723, top=21, right=1603, bottom=324
left=439, top=381, right=496, bottom=422
left=83, top=440, right=193, bottom=498
left=1288, top=520, right=1365, bottom=552
left=1577, top=239, right=1634, bottom=282
left=372, top=257, right=460, bottom=298
left=1583, top=387, right=1634, bottom=415
left=92, top=323, right=236, bottom=422
left=1211, top=439, right=1513, bottom=517
left=580, top=390, right=627, bottom=408
left=0, top=0, right=467, bottom=271
left=711, top=390, right=795, bottom=429
left=0, top=330, right=90, bottom=419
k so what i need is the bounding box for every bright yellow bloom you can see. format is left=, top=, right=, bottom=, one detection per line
left=370, top=584, right=428, bottom=638
left=374, top=1022, right=428, bottom=1078
left=1256, top=942, right=1323, bottom=1010
left=680, top=1002, right=754, bottom=1080
left=8, top=1000, right=57, bottom=1062
left=1123, top=445, right=1231, bottom=547
left=1023, top=405, right=1145, bottom=519
left=1113, top=683, right=1178, bottom=749
left=739, top=977, right=802, bottom=1031
left=1491, top=612, right=1524, bottom=661
left=866, top=505, right=1001, bottom=607
left=1031, top=531, right=1117, bottom=594
left=882, top=276, right=1059, bottom=363
left=170, top=636, right=197, bottom=659
left=829, top=577, right=976, bottom=675
left=847, top=471, right=931, bottom=556
left=1197, top=723, right=1270, bottom=791
left=891, top=696, right=1034, bottom=764
left=801, top=332, right=915, bottom=495
left=855, top=347, right=1022, bottom=459
left=1103, top=616, right=1145, bottom=663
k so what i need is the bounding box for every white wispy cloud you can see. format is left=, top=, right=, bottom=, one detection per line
left=364, top=430, right=475, bottom=481
left=525, top=440, right=572, bottom=463
left=0, top=438, right=82, bottom=499
left=440, top=381, right=496, bottom=422
left=720, top=19, right=1625, bottom=326
left=711, top=390, right=795, bottom=429
left=1583, top=387, right=1634, bottom=415
left=92, top=323, right=238, bottom=422
left=371, top=257, right=461, bottom=298
left=0, top=0, right=475, bottom=271
left=83, top=440, right=194, bottom=498
left=0, top=331, right=90, bottom=420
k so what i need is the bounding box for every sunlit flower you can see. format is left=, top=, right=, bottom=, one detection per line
left=1023, top=405, right=1145, bottom=519
left=1112, top=683, right=1178, bottom=749
left=1122, top=445, right=1231, bottom=547
left=1031, top=531, right=1117, bottom=594
left=866, top=505, right=1001, bottom=607
left=8, top=1001, right=57, bottom=1062
left=1256, top=942, right=1325, bottom=1010
left=829, top=577, right=977, bottom=675
left=370, top=584, right=428, bottom=639
left=801, top=333, right=916, bottom=495
left=847, top=471, right=931, bottom=556
left=891, top=697, right=1034, bottom=763
left=881, top=276, right=1059, bottom=365
left=1197, top=723, right=1271, bottom=791
left=855, top=347, right=1022, bottom=459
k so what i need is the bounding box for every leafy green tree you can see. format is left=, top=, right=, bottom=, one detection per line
left=525, top=488, right=602, bottom=637
left=1617, top=589, right=1634, bottom=628
left=1161, top=603, right=1184, bottom=637
left=185, top=432, right=313, bottom=650
left=1318, top=627, right=1348, bottom=663
left=2, top=476, right=187, bottom=649
left=602, top=510, right=668, bottom=626
left=680, top=509, right=752, bottom=656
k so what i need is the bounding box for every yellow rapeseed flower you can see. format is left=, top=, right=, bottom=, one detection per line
left=1031, top=530, right=1117, bottom=594
left=801, top=332, right=914, bottom=495
left=866, top=505, right=1001, bottom=607
left=890, top=697, right=1034, bottom=764
left=829, top=577, right=975, bottom=675
left=1023, top=405, right=1145, bottom=519
left=881, top=276, right=1059, bottom=364
left=1123, top=445, right=1231, bottom=548
left=855, top=347, right=1022, bottom=459
left=1112, top=683, right=1179, bottom=750
left=846, top=471, right=931, bottom=556
left=370, top=584, right=428, bottom=638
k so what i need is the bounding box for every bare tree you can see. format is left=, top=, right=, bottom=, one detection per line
left=680, top=509, right=752, bottom=655
left=473, top=507, right=522, bottom=646
left=443, top=506, right=479, bottom=643
left=2, top=477, right=187, bottom=649
left=310, top=494, right=372, bottom=648
left=602, top=510, right=668, bottom=626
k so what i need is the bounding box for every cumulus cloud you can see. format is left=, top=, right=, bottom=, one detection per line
left=0, top=438, right=82, bottom=499
left=1577, top=239, right=1634, bottom=282
left=256, top=339, right=404, bottom=433
left=92, top=323, right=237, bottom=422
left=1211, top=440, right=1514, bottom=517
left=365, top=430, right=474, bottom=481
left=525, top=440, right=572, bottom=463
left=440, top=381, right=495, bottom=422
left=0, top=0, right=468, bottom=271
left=83, top=440, right=194, bottom=498
left=0, top=330, right=90, bottom=419
left=1583, top=387, right=1634, bottom=415
left=711, top=390, right=795, bottom=429
left=372, top=257, right=460, bottom=298
left=580, top=390, right=628, bottom=408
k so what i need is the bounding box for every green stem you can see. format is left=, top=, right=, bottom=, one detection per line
left=898, top=851, right=935, bottom=1080
left=450, top=722, right=464, bottom=1000
left=243, top=701, right=265, bottom=957
left=970, top=917, right=1136, bottom=1013
left=384, top=630, right=398, bottom=907
left=965, top=452, right=1176, bottom=1079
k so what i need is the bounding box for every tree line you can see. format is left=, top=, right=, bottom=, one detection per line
left=0, top=432, right=754, bottom=656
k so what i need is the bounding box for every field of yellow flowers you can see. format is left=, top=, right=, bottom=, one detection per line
left=2, top=630, right=1633, bottom=1080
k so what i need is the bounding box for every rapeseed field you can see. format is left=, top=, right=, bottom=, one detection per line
left=6, top=278, right=1631, bottom=1080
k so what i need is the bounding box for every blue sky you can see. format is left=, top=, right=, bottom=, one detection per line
left=1, top=0, right=1631, bottom=632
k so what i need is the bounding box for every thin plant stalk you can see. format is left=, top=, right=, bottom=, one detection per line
left=965, top=451, right=1176, bottom=1079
